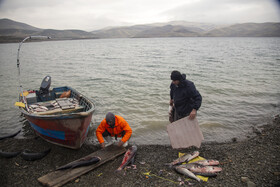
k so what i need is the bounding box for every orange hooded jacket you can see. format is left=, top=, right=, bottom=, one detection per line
left=96, top=115, right=132, bottom=144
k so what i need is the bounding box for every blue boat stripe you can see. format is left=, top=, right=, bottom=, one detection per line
left=85, top=124, right=90, bottom=135
left=29, top=122, right=65, bottom=140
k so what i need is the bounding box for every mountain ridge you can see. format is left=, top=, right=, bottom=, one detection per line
left=0, top=18, right=279, bottom=43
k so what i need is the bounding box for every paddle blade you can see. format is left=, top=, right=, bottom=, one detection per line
left=15, top=102, right=25, bottom=108
left=20, top=91, right=29, bottom=97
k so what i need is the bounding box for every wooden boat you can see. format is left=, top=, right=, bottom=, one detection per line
left=19, top=85, right=95, bottom=149
left=16, top=36, right=95, bottom=149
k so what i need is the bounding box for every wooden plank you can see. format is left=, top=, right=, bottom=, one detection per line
left=38, top=145, right=126, bottom=187
left=167, top=117, right=204, bottom=149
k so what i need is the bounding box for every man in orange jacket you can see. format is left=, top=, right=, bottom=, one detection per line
left=96, top=112, right=132, bottom=148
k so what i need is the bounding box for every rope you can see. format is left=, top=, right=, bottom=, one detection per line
left=142, top=171, right=179, bottom=185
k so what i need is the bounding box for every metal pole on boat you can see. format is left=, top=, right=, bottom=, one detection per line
left=16, top=36, right=51, bottom=111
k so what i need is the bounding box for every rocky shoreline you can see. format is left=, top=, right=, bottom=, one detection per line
left=0, top=115, right=279, bottom=187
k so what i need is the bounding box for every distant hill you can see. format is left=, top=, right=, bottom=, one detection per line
left=91, top=21, right=280, bottom=38
left=0, top=18, right=41, bottom=31
left=0, top=18, right=279, bottom=43
left=0, top=18, right=97, bottom=42
left=36, top=29, right=95, bottom=38
left=91, top=25, right=153, bottom=38
left=133, top=25, right=203, bottom=38
left=204, top=22, right=280, bottom=37
left=91, top=21, right=222, bottom=38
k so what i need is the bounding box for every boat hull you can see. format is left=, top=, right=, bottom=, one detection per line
left=24, top=113, right=93, bottom=149
left=19, top=86, right=95, bottom=149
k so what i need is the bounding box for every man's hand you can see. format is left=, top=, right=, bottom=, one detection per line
left=169, top=99, right=174, bottom=106
left=188, top=109, right=197, bottom=120
left=100, top=142, right=105, bottom=149
left=117, top=140, right=124, bottom=147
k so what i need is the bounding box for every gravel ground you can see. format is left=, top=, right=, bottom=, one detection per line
left=0, top=114, right=279, bottom=187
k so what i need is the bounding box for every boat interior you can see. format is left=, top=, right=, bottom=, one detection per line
left=20, top=76, right=93, bottom=115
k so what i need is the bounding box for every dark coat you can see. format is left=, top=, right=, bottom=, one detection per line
left=170, top=78, right=202, bottom=117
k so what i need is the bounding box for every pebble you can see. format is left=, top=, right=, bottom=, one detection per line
left=241, top=177, right=249, bottom=183
left=241, top=177, right=256, bottom=187
left=247, top=180, right=256, bottom=187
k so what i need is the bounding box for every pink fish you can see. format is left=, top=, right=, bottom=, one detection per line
left=182, top=163, right=222, bottom=174
left=169, top=151, right=199, bottom=166
left=174, top=166, right=201, bottom=182
left=191, top=159, right=220, bottom=166
left=116, top=145, right=137, bottom=171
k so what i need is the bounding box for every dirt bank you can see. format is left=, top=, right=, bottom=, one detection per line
left=0, top=115, right=279, bottom=187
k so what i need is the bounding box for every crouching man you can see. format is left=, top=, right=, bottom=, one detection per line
left=96, top=112, right=132, bottom=148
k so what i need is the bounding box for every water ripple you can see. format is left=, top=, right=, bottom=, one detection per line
left=0, top=37, right=279, bottom=144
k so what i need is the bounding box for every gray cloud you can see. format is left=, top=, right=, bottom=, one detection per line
left=0, top=0, right=279, bottom=31
left=162, top=0, right=280, bottom=24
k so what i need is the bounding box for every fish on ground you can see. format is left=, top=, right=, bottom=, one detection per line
left=167, top=151, right=199, bottom=166
left=20, top=148, right=51, bottom=161
left=0, top=130, right=21, bottom=140
left=0, top=150, right=22, bottom=158
left=116, top=145, right=137, bottom=171
left=181, top=163, right=222, bottom=174
left=174, top=166, right=201, bottom=182
left=56, top=156, right=101, bottom=170
left=191, top=159, right=219, bottom=166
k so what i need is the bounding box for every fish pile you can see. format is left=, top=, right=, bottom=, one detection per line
left=29, top=101, right=60, bottom=113
left=29, top=98, right=79, bottom=113
left=168, top=151, right=222, bottom=182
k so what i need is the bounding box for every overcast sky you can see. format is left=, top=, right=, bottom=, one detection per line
left=0, top=0, right=279, bottom=31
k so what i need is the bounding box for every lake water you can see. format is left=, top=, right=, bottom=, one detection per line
left=0, top=37, right=279, bottom=145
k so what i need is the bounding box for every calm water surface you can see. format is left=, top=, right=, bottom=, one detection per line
left=0, top=37, right=279, bottom=144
